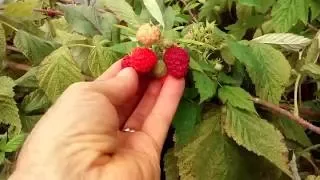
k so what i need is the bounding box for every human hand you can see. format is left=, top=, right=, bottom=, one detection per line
left=9, top=60, right=185, bottom=180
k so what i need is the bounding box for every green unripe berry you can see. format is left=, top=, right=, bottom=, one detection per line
left=152, top=60, right=167, bottom=78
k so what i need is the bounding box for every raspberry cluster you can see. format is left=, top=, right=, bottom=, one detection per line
left=121, top=23, right=190, bottom=79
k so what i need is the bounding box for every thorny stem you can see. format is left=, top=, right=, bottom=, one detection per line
left=252, top=97, right=320, bottom=135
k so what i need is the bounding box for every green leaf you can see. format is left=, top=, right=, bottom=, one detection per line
left=226, top=15, right=264, bottom=40
left=41, top=20, right=87, bottom=44
left=0, top=76, right=16, bottom=98
left=173, top=100, right=200, bottom=147
left=15, top=67, right=39, bottom=88
left=14, top=30, right=59, bottom=65
left=21, top=89, right=50, bottom=114
left=221, top=46, right=236, bottom=65
left=102, top=0, right=140, bottom=27
left=37, top=46, right=83, bottom=102
left=164, top=149, right=179, bottom=180
left=192, top=71, right=218, bottom=103
left=238, top=0, right=275, bottom=13
left=225, top=106, right=291, bottom=176
left=271, top=0, right=308, bottom=32
left=176, top=110, right=253, bottom=180
left=109, top=41, right=138, bottom=54
left=0, top=14, right=44, bottom=36
left=310, top=0, right=320, bottom=20
left=189, top=58, right=204, bottom=72
left=163, top=7, right=176, bottom=30
left=217, top=73, right=240, bottom=86
left=88, top=45, right=118, bottom=77
left=253, top=33, right=312, bottom=52
left=238, top=0, right=260, bottom=8
left=273, top=117, right=312, bottom=147
left=0, top=97, right=21, bottom=131
left=256, top=0, right=276, bottom=13
left=20, top=115, right=41, bottom=132
left=3, top=0, right=43, bottom=20
left=2, top=133, right=26, bottom=153
left=0, top=152, right=5, bottom=165
left=228, top=41, right=291, bottom=104
left=60, top=5, right=105, bottom=36
left=301, top=64, right=320, bottom=80
left=142, top=0, right=164, bottom=27
left=218, top=86, right=256, bottom=113
left=0, top=24, right=5, bottom=69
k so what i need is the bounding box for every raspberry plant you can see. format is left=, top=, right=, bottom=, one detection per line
left=0, top=0, right=320, bottom=179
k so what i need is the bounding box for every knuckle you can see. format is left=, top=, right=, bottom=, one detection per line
left=67, top=82, right=91, bottom=92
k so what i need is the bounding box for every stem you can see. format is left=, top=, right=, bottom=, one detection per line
left=179, top=0, right=197, bottom=22
left=113, top=24, right=136, bottom=35
left=307, top=23, right=319, bottom=32
left=6, top=45, right=20, bottom=53
left=252, top=97, right=320, bottom=135
left=294, top=74, right=302, bottom=117
left=0, top=20, right=18, bottom=31
left=67, top=44, right=95, bottom=48
left=33, top=8, right=64, bottom=16
left=303, top=144, right=320, bottom=153
left=58, top=0, right=80, bottom=4
left=5, top=61, right=31, bottom=71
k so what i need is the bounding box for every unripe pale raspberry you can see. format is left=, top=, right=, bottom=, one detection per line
left=164, top=46, right=190, bottom=78
left=152, top=60, right=167, bottom=78
left=136, top=23, right=161, bottom=46
left=214, top=63, right=224, bottom=71
left=121, top=47, right=158, bottom=73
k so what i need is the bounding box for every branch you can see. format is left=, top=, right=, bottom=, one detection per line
left=252, top=97, right=320, bottom=135
left=280, top=104, right=320, bottom=119
left=33, top=8, right=64, bottom=16
left=308, top=23, right=319, bottom=32
left=58, top=0, right=80, bottom=4
left=6, top=61, right=31, bottom=71
left=179, top=0, right=198, bottom=22
left=6, top=45, right=21, bottom=53
left=5, top=61, right=94, bottom=81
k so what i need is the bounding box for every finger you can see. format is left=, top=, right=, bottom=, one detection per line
left=95, top=60, right=123, bottom=81
left=124, top=80, right=163, bottom=130
left=142, top=76, right=185, bottom=150
left=117, top=75, right=153, bottom=127
left=92, top=68, right=139, bottom=106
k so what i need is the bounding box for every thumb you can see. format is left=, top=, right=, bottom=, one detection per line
left=92, top=67, right=139, bottom=106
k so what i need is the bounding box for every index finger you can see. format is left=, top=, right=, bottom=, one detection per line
left=95, top=60, right=123, bottom=81
left=141, top=76, right=185, bottom=151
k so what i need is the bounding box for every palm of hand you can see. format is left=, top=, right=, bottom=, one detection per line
left=9, top=61, right=184, bottom=180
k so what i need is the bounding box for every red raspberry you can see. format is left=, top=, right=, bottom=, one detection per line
left=121, top=48, right=158, bottom=73
left=164, top=46, right=189, bottom=78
